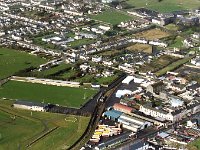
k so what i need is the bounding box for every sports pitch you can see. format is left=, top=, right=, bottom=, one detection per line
left=90, top=9, right=133, bottom=25
left=126, top=0, right=200, bottom=13
left=0, top=80, right=97, bottom=108
left=0, top=100, right=90, bottom=150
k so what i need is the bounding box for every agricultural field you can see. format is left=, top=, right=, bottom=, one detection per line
left=126, top=0, right=200, bottom=13
left=0, top=47, right=46, bottom=79
left=0, top=81, right=97, bottom=108
left=90, top=9, right=133, bottom=25
left=134, top=28, right=170, bottom=40
left=139, top=55, right=179, bottom=73
left=127, top=43, right=153, bottom=53
left=0, top=99, right=90, bottom=150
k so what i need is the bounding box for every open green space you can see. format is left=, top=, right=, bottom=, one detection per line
left=59, top=69, right=78, bottom=80
left=0, top=99, right=90, bottom=150
left=134, top=28, right=170, bottom=40
left=90, top=9, right=133, bottom=25
left=74, top=74, right=118, bottom=85
left=155, top=56, right=194, bottom=76
left=0, top=47, right=46, bottom=79
left=96, top=75, right=118, bottom=85
left=165, top=24, right=179, bottom=31
left=169, top=36, right=184, bottom=48
left=68, top=38, right=96, bottom=48
left=126, top=0, right=200, bottom=13
left=140, top=55, right=179, bottom=73
left=0, top=81, right=97, bottom=108
left=187, top=138, right=200, bottom=150
left=97, top=49, right=122, bottom=57
left=31, top=63, right=72, bottom=78
left=33, top=37, right=58, bottom=50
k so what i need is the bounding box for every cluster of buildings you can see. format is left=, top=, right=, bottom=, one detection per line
left=128, top=8, right=200, bottom=26
left=101, top=73, right=200, bottom=128
left=183, top=32, right=200, bottom=49
left=147, top=118, right=200, bottom=149
left=118, top=19, right=150, bottom=30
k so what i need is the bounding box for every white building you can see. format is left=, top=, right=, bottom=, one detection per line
left=118, top=114, right=151, bottom=132
left=122, top=76, right=134, bottom=84
left=92, top=56, right=102, bottom=63
left=13, top=100, right=47, bottom=112
left=102, top=0, right=117, bottom=3
left=191, top=57, right=200, bottom=66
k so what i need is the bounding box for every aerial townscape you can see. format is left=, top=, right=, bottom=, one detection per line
left=0, top=0, right=200, bottom=150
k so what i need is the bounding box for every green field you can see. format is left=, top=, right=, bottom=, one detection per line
left=126, top=0, right=200, bottom=13
left=155, top=56, right=194, bottom=76
left=0, top=47, right=46, bottom=79
left=69, top=38, right=96, bottom=48
left=187, top=138, right=200, bottom=150
left=32, top=63, right=72, bottom=78
left=140, top=55, right=179, bottom=73
left=0, top=81, right=97, bottom=108
left=90, top=9, right=133, bottom=25
left=169, top=36, right=184, bottom=48
left=0, top=100, right=90, bottom=150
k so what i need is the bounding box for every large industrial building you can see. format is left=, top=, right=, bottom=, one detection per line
left=118, top=114, right=151, bottom=132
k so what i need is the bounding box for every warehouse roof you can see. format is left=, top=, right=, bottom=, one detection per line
left=103, top=110, right=123, bottom=119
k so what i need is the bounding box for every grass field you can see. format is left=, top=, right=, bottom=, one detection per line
left=187, top=138, right=200, bottom=150
left=0, top=100, right=90, bottom=150
left=32, top=63, right=72, bottom=78
left=90, top=9, right=133, bottom=25
left=127, top=43, right=153, bottom=53
left=97, top=49, right=122, bottom=57
left=74, top=74, right=118, bottom=85
left=155, top=56, right=194, bottom=76
left=126, top=0, right=200, bottom=13
left=134, top=28, right=170, bottom=40
left=165, top=24, right=179, bottom=31
left=0, top=81, right=97, bottom=108
left=169, top=36, right=184, bottom=48
left=140, top=55, right=179, bottom=73
left=0, top=47, right=46, bottom=79
left=68, top=38, right=96, bottom=48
